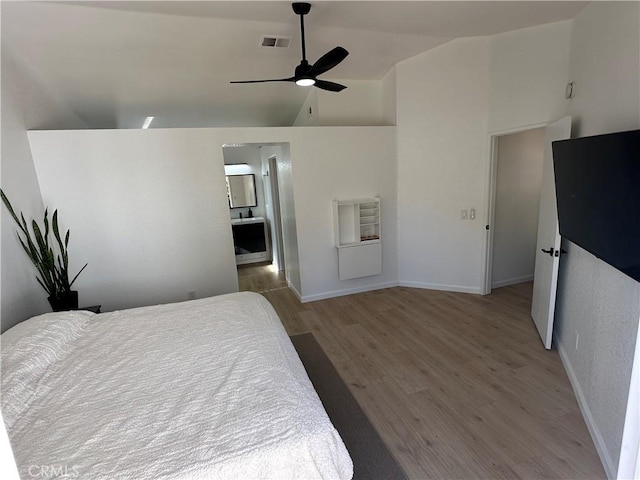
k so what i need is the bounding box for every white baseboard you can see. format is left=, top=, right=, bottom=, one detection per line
left=299, top=279, right=484, bottom=303
left=398, top=280, right=483, bottom=295
left=300, top=281, right=399, bottom=303
left=287, top=280, right=303, bottom=302
left=491, top=274, right=534, bottom=289
left=556, top=338, right=616, bottom=479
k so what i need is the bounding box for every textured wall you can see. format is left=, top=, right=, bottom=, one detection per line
left=554, top=2, right=640, bottom=477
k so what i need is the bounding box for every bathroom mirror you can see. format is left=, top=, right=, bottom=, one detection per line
left=226, top=174, right=257, bottom=208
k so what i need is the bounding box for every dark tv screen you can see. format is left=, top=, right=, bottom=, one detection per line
left=552, top=129, right=640, bottom=283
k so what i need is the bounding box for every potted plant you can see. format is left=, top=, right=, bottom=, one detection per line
left=1, top=189, right=87, bottom=311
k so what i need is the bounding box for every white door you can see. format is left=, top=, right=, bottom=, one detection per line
left=531, top=116, right=571, bottom=349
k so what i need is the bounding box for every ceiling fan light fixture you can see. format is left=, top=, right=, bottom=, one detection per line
left=296, top=77, right=315, bottom=87
left=230, top=3, right=348, bottom=92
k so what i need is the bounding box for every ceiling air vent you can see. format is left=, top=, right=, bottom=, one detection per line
left=260, top=35, right=292, bottom=48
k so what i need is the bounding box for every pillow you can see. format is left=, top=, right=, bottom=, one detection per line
left=1, top=310, right=95, bottom=429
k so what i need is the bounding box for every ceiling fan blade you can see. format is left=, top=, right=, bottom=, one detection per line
left=230, top=5, right=348, bottom=93
left=230, top=77, right=295, bottom=84
left=314, top=79, right=347, bottom=92
left=308, top=47, right=349, bottom=77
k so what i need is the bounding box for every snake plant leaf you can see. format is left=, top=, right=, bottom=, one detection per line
left=52, top=211, right=71, bottom=272
left=21, top=231, right=41, bottom=266
left=43, top=209, right=50, bottom=248
left=35, top=276, right=50, bottom=293
left=56, top=264, right=68, bottom=290
left=20, top=213, right=30, bottom=238
left=2, top=190, right=87, bottom=299
left=18, top=235, right=39, bottom=265
left=32, top=220, right=47, bottom=253
left=53, top=210, right=64, bottom=251
left=56, top=253, right=67, bottom=279
left=1, top=190, right=28, bottom=236
left=69, top=263, right=88, bottom=288
left=44, top=245, right=55, bottom=264
left=21, top=238, right=55, bottom=295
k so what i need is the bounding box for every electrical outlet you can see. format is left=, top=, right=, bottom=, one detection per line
left=470, top=208, right=476, bottom=220
left=187, top=290, right=196, bottom=300
left=461, top=209, right=468, bottom=220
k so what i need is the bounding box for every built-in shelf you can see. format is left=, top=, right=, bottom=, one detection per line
left=333, top=198, right=382, bottom=280
left=333, top=198, right=381, bottom=247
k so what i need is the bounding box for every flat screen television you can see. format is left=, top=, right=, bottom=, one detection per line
left=552, top=129, right=640, bottom=283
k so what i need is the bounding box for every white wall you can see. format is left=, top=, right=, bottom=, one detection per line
left=488, top=21, right=571, bottom=132
left=27, top=126, right=397, bottom=307
left=395, top=20, right=571, bottom=293
left=203, top=128, right=398, bottom=302
left=381, top=67, right=397, bottom=126
left=293, top=80, right=387, bottom=126
left=396, top=36, right=490, bottom=293
left=1, top=54, right=48, bottom=331
left=285, top=127, right=398, bottom=301
left=28, top=129, right=239, bottom=312
left=491, top=128, right=544, bottom=288
left=316, top=80, right=384, bottom=126
left=553, top=3, right=640, bottom=478
left=293, top=89, right=318, bottom=126
left=1, top=51, right=88, bottom=331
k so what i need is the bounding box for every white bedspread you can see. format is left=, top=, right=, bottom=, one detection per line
left=1, top=292, right=353, bottom=479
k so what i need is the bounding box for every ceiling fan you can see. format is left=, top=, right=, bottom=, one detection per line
left=231, top=2, right=348, bottom=92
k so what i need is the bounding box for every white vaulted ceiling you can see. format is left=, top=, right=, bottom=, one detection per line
left=2, top=1, right=587, bottom=129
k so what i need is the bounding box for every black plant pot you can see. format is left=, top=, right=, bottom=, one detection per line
left=48, top=291, right=79, bottom=312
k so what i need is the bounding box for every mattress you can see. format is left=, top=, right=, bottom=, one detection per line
left=1, top=292, right=353, bottom=479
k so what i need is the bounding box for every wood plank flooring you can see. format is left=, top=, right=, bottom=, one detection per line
left=237, top=261, right=287, bottom=293
left=245, top=266, right=605, bottom=479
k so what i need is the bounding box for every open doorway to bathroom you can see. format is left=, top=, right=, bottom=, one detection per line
left=222, top=143, right=292, bottom=294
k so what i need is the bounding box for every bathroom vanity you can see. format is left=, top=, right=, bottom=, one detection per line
left=231, top=217, right=269, bottom=265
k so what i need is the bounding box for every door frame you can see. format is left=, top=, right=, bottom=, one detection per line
left=267, top=155, right=286, bottom=272
left=482, top=121, right=548, bottom=295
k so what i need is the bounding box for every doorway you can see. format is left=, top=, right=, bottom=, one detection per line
left=488, top=128, right=545, bottom=291
left=483, top=117, right=572, bottom=349
left=222, top=143, right=292, bottom=294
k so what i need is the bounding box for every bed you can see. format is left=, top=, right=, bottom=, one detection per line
left=1, top=292, right=353, bottom=479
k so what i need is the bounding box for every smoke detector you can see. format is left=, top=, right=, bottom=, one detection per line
left=260, top=35, right=292, bottom=48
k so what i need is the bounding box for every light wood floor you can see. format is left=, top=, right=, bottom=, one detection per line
left=243, top=266, right=605, bottom=479
left=237, top=261, right=287, bottom=293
